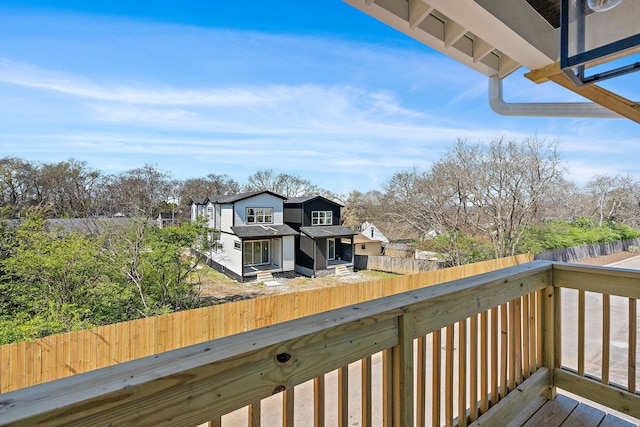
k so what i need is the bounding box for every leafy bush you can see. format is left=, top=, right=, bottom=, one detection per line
left=0, top=215, right=213, bottom=343
left=518, top=220, right=640, bottom=253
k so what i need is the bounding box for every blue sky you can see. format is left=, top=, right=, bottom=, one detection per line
left=1, top=0, right=639, bottom=195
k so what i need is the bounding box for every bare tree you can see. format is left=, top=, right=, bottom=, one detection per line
left=178, top=173, right=240, bottom=212
left=383, top=137, right=565, bottom=261
left=0, top=157, right=41, bottom=217
left=340, top=190, right=386, bottom=227
left=107, top=164, right=172, bottom=217
left=586, top=174, right=640, bottom=226
left=38, top=159, right=104, bottom=217
left=244, top=169, right=325, bottom=198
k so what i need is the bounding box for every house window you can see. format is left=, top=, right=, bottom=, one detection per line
left=234, top=241, right=241, bottom=250
left=312, top=211, right=333, bottom=225
left=207, top=206, right=214, bottom=220
left=246, top=207, right=273, bottom=224
left=361, top=244, right=366, bottom=250
left=243, top=240, right=270, bottom=266
left=370, top=228, right=374, bottom=238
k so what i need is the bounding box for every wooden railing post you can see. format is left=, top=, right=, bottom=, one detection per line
left=392, top=313, right=414, bottom=427
left=541, top=278, right=558, bottom=400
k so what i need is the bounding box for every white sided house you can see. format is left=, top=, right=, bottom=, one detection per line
left=191, top=191, right=297, bottom=282
left=360, top=221, right=389, bottom=244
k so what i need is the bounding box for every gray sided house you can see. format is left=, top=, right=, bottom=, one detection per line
left=190, top=191, right=297, bottom=282
left=284, top=196, right=356, bottom=277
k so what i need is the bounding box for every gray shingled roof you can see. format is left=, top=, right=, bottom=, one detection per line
left=285, top=195, right=343, bottom=207
left=231, top=224, right=298, bottom=239
left=3, top=217, right=140, bottom=235
left=211, top=190, right=286, bottom=204
left=300, top=225, right=357, bottom=239
left=189, top=197, right=207, bottom=205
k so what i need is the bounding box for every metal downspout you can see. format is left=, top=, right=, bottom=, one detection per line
left=488, top=75, right=621, bottom=118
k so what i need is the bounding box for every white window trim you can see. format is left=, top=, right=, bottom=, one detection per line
left=327, top=238, right=336, bottom=261
left=312, top=210, right=333, bottom=225
left=246, top=207, right=274, bottom=224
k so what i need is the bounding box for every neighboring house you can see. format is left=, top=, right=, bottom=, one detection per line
left=351, top=232, right=383, bottom=256
left=190, top=197, right=219, bottom=230
left=361, top=221, right=432, bottom=244
left=190, top=198, right=207, bottom=222
left=360, top=221, right=389, bottom=244
left=284, top=196, right=357, bottom=277
left=5, top=217, right=138, bottom=235
left=191, top=191, right=298, bottom=282
left=157, top=212, right=178, bottom=228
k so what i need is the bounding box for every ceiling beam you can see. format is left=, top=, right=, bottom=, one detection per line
left=421, top=0, right=554, bottom=69
left=409, top=0, right=433, bottom=30
left=524, top=66, right=640, bottom=124
left=499, top=56, right=520, bottom=78
left=343, top=0, right=503, bottom=76
left=473, top=38, right=494, bottom=63
left=444, top=20, right=467, bottom=48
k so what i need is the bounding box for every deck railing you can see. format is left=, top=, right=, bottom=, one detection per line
left=552, top=263, right=640, bottom=419
left=1, top=261, right=639, bottom=426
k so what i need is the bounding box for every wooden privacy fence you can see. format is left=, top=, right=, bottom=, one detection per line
left=535, top=238, right=640, bottom=263
left=354, top=254, right=439, bottom=274
left=0, top=254, right=532, bottom=394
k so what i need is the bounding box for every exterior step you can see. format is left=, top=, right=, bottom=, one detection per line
left=335, top=265, right=352, bottom=276
left=256, top=272, right=274, bottom=283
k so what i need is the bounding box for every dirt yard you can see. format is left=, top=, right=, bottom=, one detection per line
left=196, top=267, right=396, bottom=304
left=196, top=250, right=640, bottom=304
left=574, top=250, right=640, bottom=266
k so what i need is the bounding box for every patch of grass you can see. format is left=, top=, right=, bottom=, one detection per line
left=359, top=270, right=398, bottom=279
left=190, top=265, right=237, bottom=285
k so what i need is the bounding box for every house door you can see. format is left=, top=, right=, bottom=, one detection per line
left=243, top=240, right=270, bottom=266
left=327, top=238, right=336, bottom=261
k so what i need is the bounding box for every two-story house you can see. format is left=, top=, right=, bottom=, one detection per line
left=284, top=196, right=356, bottom=277
left=191, top=191, right=297, bottom=282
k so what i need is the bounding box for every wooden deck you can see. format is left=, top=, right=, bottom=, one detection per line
left=511, top=394, right=639, bottom=427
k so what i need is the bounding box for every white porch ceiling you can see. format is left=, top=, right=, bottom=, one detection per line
left=344, top=0, right=559, bottom=78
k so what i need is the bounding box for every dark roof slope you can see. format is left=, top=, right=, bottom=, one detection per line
left=189, top=197, right=207, bottom=205
left=231, top=224, right=298, bottom=239
left=285, top=195, right=343, bottom=207
left=300, top=225, right=357, bottom=239
left=210, top=190, right=286, bottom=204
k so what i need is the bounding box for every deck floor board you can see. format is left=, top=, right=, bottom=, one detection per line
left=561, top=403, right=606, bottom=427
left=516, top=394, right=639, bottom=427
left=522, top=394, right=577, bottom=427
